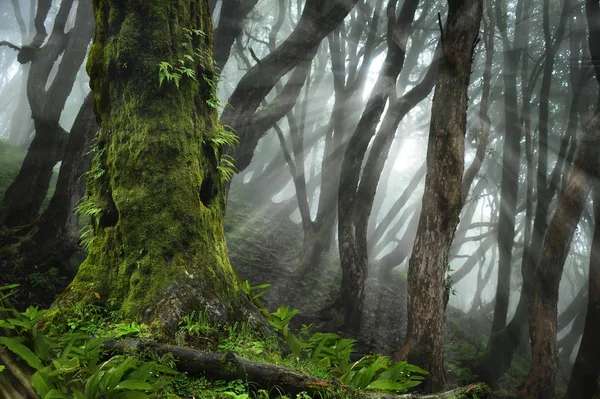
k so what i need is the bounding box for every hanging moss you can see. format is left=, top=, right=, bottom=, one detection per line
left=45, top=0, right=260, bottom=335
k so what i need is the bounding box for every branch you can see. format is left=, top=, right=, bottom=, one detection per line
left=0, top=41, right=21, bottom=51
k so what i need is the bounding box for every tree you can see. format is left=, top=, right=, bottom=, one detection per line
left=334, top=0, right=421, bottom=331
left=0, top=0, right=94, bottom=228
left=521, top=0, right=600, bottom=395
left=49, top=0, right=259, bottom=332
left=394, top=0, right=482, bottom=391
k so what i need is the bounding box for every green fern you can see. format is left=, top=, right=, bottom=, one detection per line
left=204, top=126, right=239, bottom=181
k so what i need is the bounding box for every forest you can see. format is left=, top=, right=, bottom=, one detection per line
left=0, top=0, right=599, bottom=398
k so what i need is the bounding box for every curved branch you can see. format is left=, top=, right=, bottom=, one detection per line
left=0, top=41, right=21, bottom=51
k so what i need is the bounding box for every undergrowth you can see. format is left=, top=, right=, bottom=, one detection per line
left=0, top=282, right=474, bottom=398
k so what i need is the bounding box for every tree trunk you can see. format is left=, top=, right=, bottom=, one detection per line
left=393, top=0, right=482, bottom=392
left=490, top=0, right=525, bottom=337
left=213, top=0, right=260, bottom=71
left=334, top=0, right=420, bottom=332
left=30, top=92, right=97, bottom=274
left=565, top=160, right=600, bottom=399
left=220, top=0, right=359, bottom=174
left=48, top=0, right=260, bottom=333
left=0, top=0, right=94, bottom=228
left=519, top=113, right=600, bottom=398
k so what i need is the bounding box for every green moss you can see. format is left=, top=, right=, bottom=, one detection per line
left=0, top=141, right=26, bottom=199
left=49, top=0, right=253, bottom=336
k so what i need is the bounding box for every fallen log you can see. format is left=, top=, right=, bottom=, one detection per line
left=103, top=339, right=490, bottom=398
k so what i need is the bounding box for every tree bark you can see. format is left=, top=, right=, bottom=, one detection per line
left=519, top=112, right=600, bottom=399
left=213, top=0, right=260, bottom=71
left=30, top=92, right=97, bottom=275
left=221, top=0, right=359, bottom=173
left=48, top=0, right=261, bottom=333
left=0, top=0, right=94, bottom=228
left=334, top=0, right=420, bottom=332
left=565, top=143, right=600, bottom=398
left=393, top=0, right=482, bottom=392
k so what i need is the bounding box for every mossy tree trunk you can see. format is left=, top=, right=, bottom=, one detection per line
left=393, top=0, right=482, bottom=392
left=54, top=0, right=257, bottom=332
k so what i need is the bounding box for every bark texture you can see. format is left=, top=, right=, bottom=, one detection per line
left=519, top=113, right=600, bottom=399
left=394, top=0, right=482, bottom=392
left=0, top=0, right=94, bottom=228
left=48, top=0, right=259, bottom=333
left=334, top=0, right=420, bottom=332
left=220, top=0, right=359, bottom=173
left=565, top=187, right=600, bottom=398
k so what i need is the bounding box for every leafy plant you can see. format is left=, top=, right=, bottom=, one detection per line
left=110, top=322, right=151, bottom=339
left=241, top=280, right=271, bottom=302
left=0, top=285, right=176, bottom=399
left=205, top=126, right=239, bottom=181
left=340, top=355, right=428, bottom=394
left=75, top=197, right=103, bottom=251
left=178, top=310, right=213, bottom=337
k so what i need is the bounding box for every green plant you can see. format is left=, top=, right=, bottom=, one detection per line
left=27, top=268, right=63, bottom=291
left=75, top=197, right=103, bottom=251
left=304, top=332, right=356, bottom=375
left=241, top=280, right=271, bottom=302
left=340, top=355, right=428, bottom=394
left=213, top=379, right=248, bottom=398
left=109, top=322, right=151, bottom=339
left=205, top=126, right=239, bottom=181
left=178, top=310, right=213, bottom=337
left=0, top=285, right=177, bottom=399
left=82, top=145, right=106, bottom=181
left=158, top=60, right=197, bottom=89
left=66, top=303, right=107, bottom=335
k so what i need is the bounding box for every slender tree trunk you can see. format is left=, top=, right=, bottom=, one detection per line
left=490, top=0, right=526, bottom=336
left=213, top=0, right=260, bottom=71
left=334, top=0, right=420, bottom=332
left=221, top=0, right=359, bottom=173
left=393, top=0, right=482, bottom=391
left=519, top=113, right=600, bottom=397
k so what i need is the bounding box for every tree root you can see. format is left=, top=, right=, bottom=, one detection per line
left=104, top=339, right=490, bottom=398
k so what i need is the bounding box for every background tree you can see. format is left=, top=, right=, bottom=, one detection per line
left=394, top=0, right=482, bottom=391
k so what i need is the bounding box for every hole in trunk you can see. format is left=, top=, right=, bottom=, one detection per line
left=200, top=177, right=215, bottom=206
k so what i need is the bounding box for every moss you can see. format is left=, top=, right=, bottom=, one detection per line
left=48, top=0, right=258, bottom=336
left=0, top=141, right=24, bottom=194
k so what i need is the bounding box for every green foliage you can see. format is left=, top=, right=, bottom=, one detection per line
left=267, top=305, right=427, bottom=394
left=0, top=285, right=175, bottom=399
left=82, top=145, right=106, bottom=181
left=66, top=303, right=107, bottom=336
left=158, top=61, right=197, bottom=89
left=340, top=355, right=428, bottom=394
left=241, top=280, right=271, bottom=302
left=27, top=268, right=63, bottom=291
left=205, top=126, right=239, bottom=181
left=110, top=322, right=151, bottom=339
left=178, top=310, right=212, bottom=337
left=202, top=74, right=228, bottom=111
